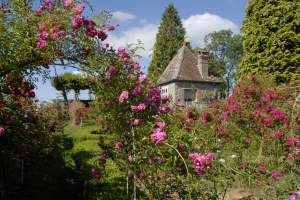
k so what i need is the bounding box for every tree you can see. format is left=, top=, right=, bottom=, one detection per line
left=239, top=0, right=300, bottom=83
left=148, top=3, right=190, bottom=83
left=204, top=29, right=244, bottom=97
left=52, top=72, right=90, bottom=107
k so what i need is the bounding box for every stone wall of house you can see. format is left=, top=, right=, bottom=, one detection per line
left=174, top=81, right=221, bottom=107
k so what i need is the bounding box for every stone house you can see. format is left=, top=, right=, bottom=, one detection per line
left=157, top=45, right=223, bottom=107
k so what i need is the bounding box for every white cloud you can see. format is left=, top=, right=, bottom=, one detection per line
left=182, top=13, right=239, bottom=47
left=107, top=21, right=158, bottom=58
left=111, top=11, right=135, bottom=22
left=105, top=13, right=238, bottom=59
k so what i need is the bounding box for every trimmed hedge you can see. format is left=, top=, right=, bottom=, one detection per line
left=71, top=128, right=129, bottom=199
left=72, top=129, right=99, bottom=145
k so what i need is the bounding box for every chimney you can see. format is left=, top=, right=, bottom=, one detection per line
left=198, top=50, right=209, bottom=78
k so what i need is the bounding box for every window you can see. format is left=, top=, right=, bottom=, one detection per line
left=161, top=86, right=168, bottom=95
left=184, top=89, right=195, bottom=102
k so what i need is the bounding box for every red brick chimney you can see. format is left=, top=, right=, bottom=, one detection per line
left=198, top=50, right=209, bottom=78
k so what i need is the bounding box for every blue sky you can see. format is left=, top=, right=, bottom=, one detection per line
left=34, top=0, right=249, bottom=102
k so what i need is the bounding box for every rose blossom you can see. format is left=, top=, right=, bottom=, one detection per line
left=119, top=91, right=129, bottom=103
left=133, top=119, right=140, bottom=126
left=0, top=127, right=4, bottom=136
left=115, top=141, right=124, bottom=150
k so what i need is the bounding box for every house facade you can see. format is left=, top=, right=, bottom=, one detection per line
left=157, top=45, right=223, bottom=107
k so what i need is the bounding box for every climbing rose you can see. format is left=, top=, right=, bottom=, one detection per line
left=72, top=3, right=85, bottom=13
left=118, top=46, right=125, bottom=52
left=156, top=122, right=165, bottom=129
left=53, top=33, right=59, bottom=40
left=119, top=91, right=129, bottom=103
left=133, top=119, right=140, bottom=125
left=91, top=168, right=101, bottom=179
left=138, top=74, right=148, bottom=84
left=202, top=113, right=212, bottom=122
left=150, top=128, right=167, bottom=145
left=39, top=23, right=47, bottom=30
left=105, top=67, right=117, bottom=79
left=64, top=0, right=73, bottom=9
left=37, top=40, right=47, bottom=49
left=115, top=142, right=124, bottom=150
left=0, top=127, right=4, bottom=136
left=38, top=31, right=49, bottom=40
left=131, top=103, right=146, bottom=111
left=289, top=189, right=300, bottom=200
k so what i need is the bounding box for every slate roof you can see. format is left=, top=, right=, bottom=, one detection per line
left=157, top=45, right=222, bottom=85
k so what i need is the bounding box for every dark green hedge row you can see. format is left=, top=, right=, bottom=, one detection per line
left=71, top=128, right=128, bottom=200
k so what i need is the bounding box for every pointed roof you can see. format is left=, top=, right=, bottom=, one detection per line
left=157, top=45, right=222, bottom=85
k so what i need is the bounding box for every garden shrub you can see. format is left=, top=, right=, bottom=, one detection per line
left=71, top=134, right=130, bottom=199
left=72, top=129, right=100, bottom=145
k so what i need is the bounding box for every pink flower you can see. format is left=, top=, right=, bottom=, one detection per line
left=257, top=179, right=263, bottom=186
left=289, top=189, right=300, bottom=200
left=107, top=25, right=115, bottom=31
left=205, top=152, right=215, bottom=161
left=133, top=61, right=139, bottom=69
left=161, top=106, right=170, bottom=113
left=138, top=74, right=148, bottom=84
left=91, top=168, right=101, bottom=179
left=202, top=113, right=212, bottom=122
left=132, top=85, right=142, bottom=96
left=105, top=67, right=117, bottom=79
left=157, top=157, right=162, bottom=164
left=118, top=91, right=129, bottom=103
left=131, top=103, right=146, bottom=111
left=272, top=171, right=282, bottom=180
left=263, top=118, right=272, bottom=126
left=242, top=162, right=248, bottom=169
left=246, top=138, right=252, bottom=145
left=53, top=33, right=59, bottom=40
left=0, top=127, right=4, bottom=136
left=115, top=141, right=124, bottom=150
left=39, top=31, right=49, bottom=40
left=37, top=40, right=47, bottom=49
left=179, top=103, right=185, bottom=108
left=139, top=171, right=145, bottom=178
left=134, top=119, right=140, bottom=126
left=72, top=15, right=83, bottom=29
left=50, top=26, right=58, bottom=33
left=148, top=158, right=153, bottom=165
left=97, top=30, right=108, bottom=41
left=39, top=23, right=47, bottom=30
left=64, top=0, right=73, bottom=9
left=128, top=155, right=133, bottom=162
left=287, top=154, right=293, bottom=161
left=275, top=130, right=283, bottom=139
left=72, top=3, right=85, bottom=13
left=150, top=128, right=167, bottom=145
left=156, top=122, right=165, bottom=129
left=118, top=46, right=126, bottom=52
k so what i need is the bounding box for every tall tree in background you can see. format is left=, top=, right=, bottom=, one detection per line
left=148, top=3, right=190, bottom=83
left=239, top=0, right=300, bottom=83
left=204, top=29, right=244, bottom=97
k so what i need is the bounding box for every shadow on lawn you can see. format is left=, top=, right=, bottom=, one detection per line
left=4, top=135, right=83, bottom=200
